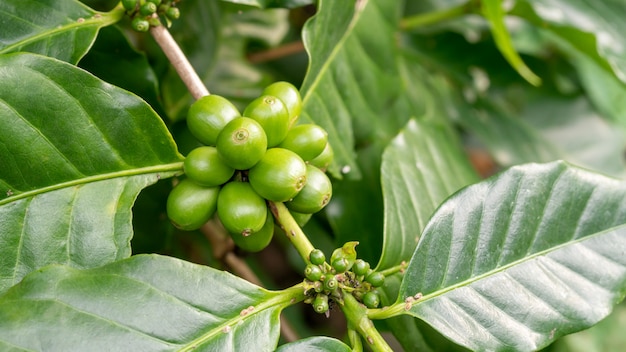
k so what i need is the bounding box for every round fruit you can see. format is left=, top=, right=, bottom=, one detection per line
left=122, top=0, right=138, bottom=11
left=248, top=148, right=307, bottom=202
left=147, top=0, right=161, bottom=5
left=331, top=258, right=348, bottom=273
left=183, top=146, right=235, bottom=187
left=243, top=95, right=290, bottom=147
left=353, top=259, right=370, bottom=276
left=217, top=181, right=267, bottom=236
left=230, top=209, right=274, bottom=252
left=166, top=179, right=219, bottom=231
left=187, top=95, right=240, bottom=146
left=362, top=291, right=380, bottom=309
left=309, top=142, right=334, bottom=171
left=290, top=210, right=312, bottom=227
left=262, top=81, right=302, bottom=126
left=313, top=294, right=329, bottom=314
left=323, top=276, right=338, bottom=291
left=139, top=1, right=157, bottom=15
left=278, top=124, right=328, bottom=161
left=309, top=249, right=326, bottom=266
left=285, top=164, right=332, bottom=214
left=166, top=7, right=180, bottom=20
left=366, top=272, right=385, bottom=287
left=132, top=17, right=150, bottom=32
left=305, top=264, right=323, bottom=282
left=216, top=117, right=268, bottom=170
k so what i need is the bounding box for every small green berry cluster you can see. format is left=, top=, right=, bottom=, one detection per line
left=122, top=0, right=181, bottom=32
left=166, top=82, right=334, bottom=253
left=303, top=244, right=386, bottom=314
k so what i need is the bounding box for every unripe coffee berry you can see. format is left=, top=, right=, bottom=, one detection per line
left=248, top=148, right=307, bottom=202
left=187, top=95, right=240, bottom=146
left=362, top=291, right=380, bottom=309
left=305, top=264, right=323, bottom=282
left=183, top=146, right=235, bottom=187
left=366, top=272, right=385, bottom=287
left=313, top=294, right=329, bottom=314
left=353, top=259, right=370, bottom=276
left=309, top=249, right=326, bottom=266
left=216, top=117, right=267, bottom=170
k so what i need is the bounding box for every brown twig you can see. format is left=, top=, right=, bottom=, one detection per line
left=247, top=41, right=305, bottom=64
left=150, top=24, right=209, bottom=99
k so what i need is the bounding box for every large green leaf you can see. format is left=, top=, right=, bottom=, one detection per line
left=300, top=0, right=407, bottom=179
left=0, top=53, right=182, bottom=294
left=512, top=0, right=626, bottom=84
left=377, top=117, right=478, bottom=270
left=0, top=0, right=123, bottom=64
left=219, top=0, right=313, bottom=9
left=0, top=254, right=302, bottom=351
left=399, top=161, right=626, bottom=351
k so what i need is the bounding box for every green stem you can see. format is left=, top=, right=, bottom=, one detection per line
left=377, top=262, right=407, bottom=278
left=348, top=328, right=363, bottom=352
left=340, top=292, right=393, bottom=352
left=270, top=201, right=315, bottom=263
left=400, top=2, right=475, bottom=30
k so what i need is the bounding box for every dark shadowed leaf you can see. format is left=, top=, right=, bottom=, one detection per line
left=400, top=161, right=626, bottom=351
left=0, top=53, right=182, bottom=294
left=0, top=254, right=301, bottom=351
left=0, top=0, right=123, bottom=63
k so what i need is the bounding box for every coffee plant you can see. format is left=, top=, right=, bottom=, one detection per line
left=1, top=0, right=626, bottom=351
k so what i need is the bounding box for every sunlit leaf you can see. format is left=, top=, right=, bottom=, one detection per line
left=0, top=53, right=182, bottom=294
left=400, top=161, right=626, bottom=351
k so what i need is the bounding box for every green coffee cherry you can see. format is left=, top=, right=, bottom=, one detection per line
left=278, top=124, right=328, bottom=161
left=331, top=258, right=348, bottom=273
left=362, top=291, right=380, bottom=309
left=187, top=95, right=240, bottom=146
left=122, top=0, right=138, bottom=11
left=304, top=264, right=323, bottom=282
left=166, top=179, right=219, bottom=231
left=147, top=0, right=161, bottom=5
left=217, top=181, right=267, bottom=236
left=183, top=146, right=235, bottom=187
left=140, top=1, right=157, bottom=16
left=352, top=259, right=370, bottom=276
left=248, top=148, right=307, bottom=202
left=309, top=249, right=326, bottom=266
left=309, top=142, right=334, bottom=172
left=290, top=210, right=312, bottom=227
left=166, top=6, right=180, bottom=20
left=131, top=17, right=150, bottom=32
left=230, top=209, right=274, bottom=252
left=313, top=294, right=329, bottom=314
left=330, top=241, right=358, bottom=272
left=366, top=272, right=385, bottom=287
left=262, top=81, right=302, bottom=127
left=323, top=276, right=338, bottom=291
left=243, top=95, right=290, bottom=147
left=285, top=164, right=332, bottom=214
left=216, top=117, right=268, bottom=170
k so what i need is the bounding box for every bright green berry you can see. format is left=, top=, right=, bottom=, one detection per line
left=262, top=81, right=302, bottom=127
left=278, top=124, right=328, bottom=161
left=122, top=0, right=138, bottom=11
left=244, top=95, right=290, bottom=147
left=183, top=146, right=235, bottom=187
left=139, top=1, right=157, bottom=16
left=285, top=164, right=332, bottom=214
left=362, top=291, right=380, bottom=308
left=323, top=276, right=338, bottom=292
left=304, top=264, right=323, bottom=282
left=187, top=95, right=240, bottom=146
left=217, top=181, right=267, bottom=236
left=131, top=17, right=150, bottom=32
left=330, top=241, right=358, bottom=272
left=309, top=142, right=334, bottom=172
left=353, top=259, right=370, bottom=276
left=230, top=209, right=274, bottom=252
left=366, top=272, right=385, bottom=287
left=166, top=6, right=180, bottom=20
left=216, top=117, right=268, bottom=170
left=248, top=148, right=307, bottom=202
left=166, top=179, right=219, bottom=231
left=331, top=258, right=348, bottom=273
left=309, top=249, right=326, bottom=266
left=313, top=294, right=329, bottom=314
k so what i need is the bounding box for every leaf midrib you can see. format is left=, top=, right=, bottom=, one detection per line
left=0, top=162, right=183, bottom=206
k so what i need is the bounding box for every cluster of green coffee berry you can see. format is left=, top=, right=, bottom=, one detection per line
left=166, top=82, right=334, bottom=252
left=122, top=0, right=181, bottom=32
left=303, top=243, right=385, bottom=314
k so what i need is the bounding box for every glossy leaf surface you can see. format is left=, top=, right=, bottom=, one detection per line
left=276, top=336, right=352, bottom=351
left=0, top=0, right=123, bottom=63
left=0, top=254, right=299, bottom=351
left=0, top=53, right=182, bottom=294
left=400, top=161, right=626, bottom=351
left=377, top=118, right=478, bottom=270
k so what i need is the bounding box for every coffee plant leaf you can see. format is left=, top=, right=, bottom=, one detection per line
left=0, top=254, right=294, bottom=351
left=400, top=161, right=626, bottom=351
left=0, top=53, right=182, bottom=295
left=0, top=0, right=122, bottom=64
left=219, top=0, right=313, bottom=9
left=276, top=336, right=352, bottom=351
